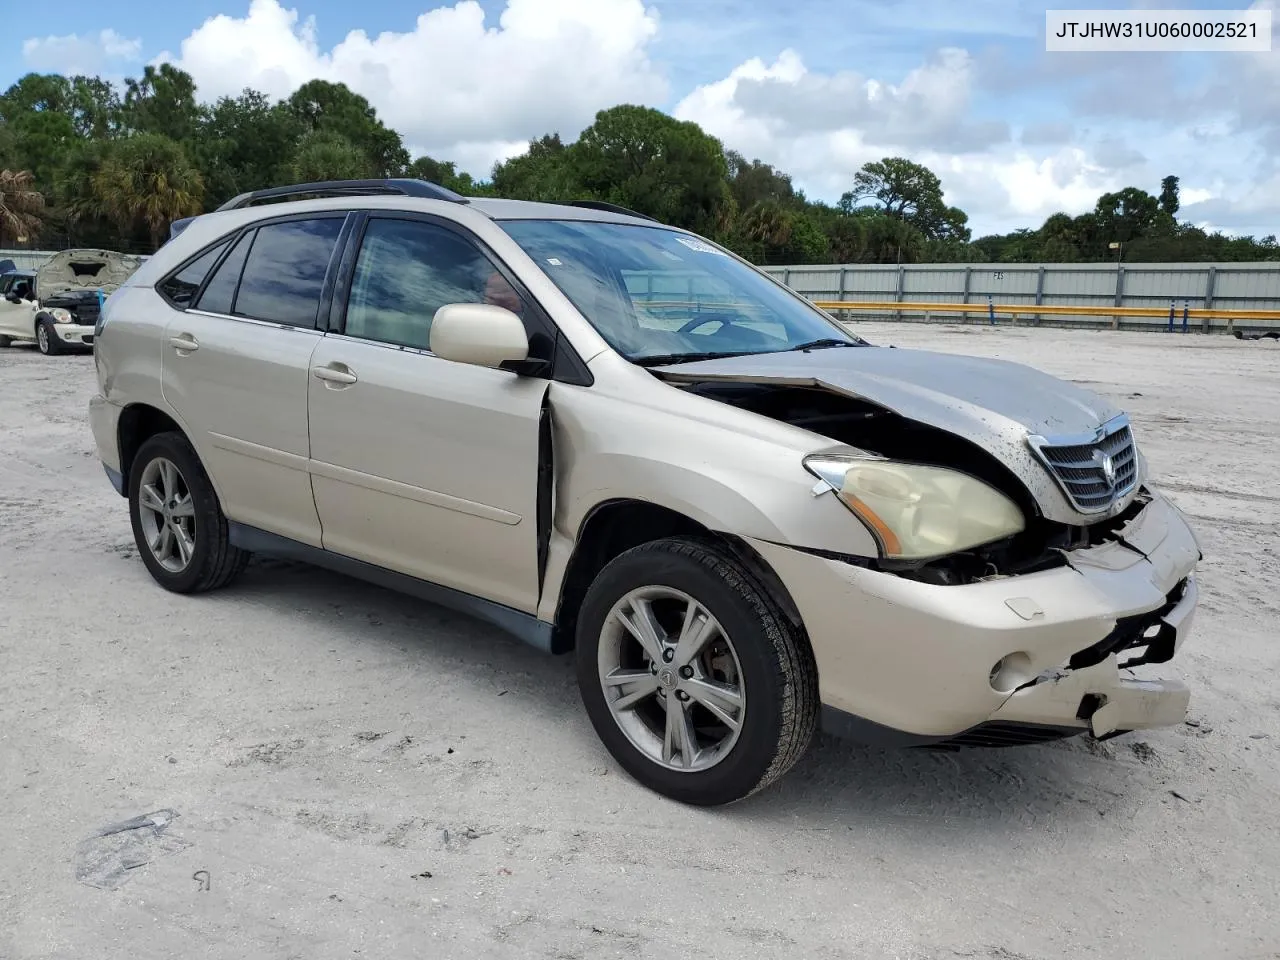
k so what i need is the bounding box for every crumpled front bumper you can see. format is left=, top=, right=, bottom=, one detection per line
left=748, top=488, right=1202, bottom=745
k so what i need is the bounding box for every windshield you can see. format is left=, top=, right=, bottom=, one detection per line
left=498, top=219, right=864, bottom=364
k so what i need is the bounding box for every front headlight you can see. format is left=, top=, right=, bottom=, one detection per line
left=804, top=455, right=1025, bottom=560
left=48, top=308, right=74, bottom=324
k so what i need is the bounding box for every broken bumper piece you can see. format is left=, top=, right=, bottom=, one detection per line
left=746, top=488, right=1201, bottom=748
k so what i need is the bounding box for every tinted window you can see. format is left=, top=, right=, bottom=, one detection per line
left=159, top=239, right=230, bottom=308
left=195, top=231, right=253, bottom=315
left=344, top=218, right=525, bottom=350
left=233, top=218, right=344, bottom=328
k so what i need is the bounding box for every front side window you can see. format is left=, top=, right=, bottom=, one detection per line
left=232, top=218, right=345, bottom=327
left=344, top=218, right=528, bottom=351
left=498, top=219, right=863, bottom=364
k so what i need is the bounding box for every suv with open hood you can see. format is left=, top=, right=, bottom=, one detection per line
left=86, top=179, right=1202, bottom=806
left=0, top=248, right=143, bottom=354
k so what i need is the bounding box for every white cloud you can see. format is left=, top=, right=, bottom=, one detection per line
left=154, top=0, right=667, bottom=173
left=671, top=40, right=1280, bottom=235
left=673, top=49, right=1113, bottom=232
left=22, top=29, right=142, bottom=75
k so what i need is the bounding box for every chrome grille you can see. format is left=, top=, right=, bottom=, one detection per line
left=1029, top=417, right=1138, bottom=514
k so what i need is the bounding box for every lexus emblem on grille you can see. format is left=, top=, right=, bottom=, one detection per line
left=1094, top=449, right=1117, bottom=488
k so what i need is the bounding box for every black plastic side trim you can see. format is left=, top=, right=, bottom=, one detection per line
left=820, top=705, right=1085, bottom=750
left=226, top=522, right=557, bottom=653
left=103, top=463, right=125, bottom=497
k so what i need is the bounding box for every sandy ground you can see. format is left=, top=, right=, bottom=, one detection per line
left=1, top=323, right=1278, bottom=960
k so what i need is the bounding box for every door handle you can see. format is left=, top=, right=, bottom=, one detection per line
left=168, top=334, right=199, bottom=352
left=312, top=364, right=358, bottom=385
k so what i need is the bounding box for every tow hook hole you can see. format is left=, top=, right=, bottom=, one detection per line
left=989, top=652, right=1035, bottom=693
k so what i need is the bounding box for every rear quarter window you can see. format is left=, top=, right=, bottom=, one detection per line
left=158, top=239, right=231, bottom=308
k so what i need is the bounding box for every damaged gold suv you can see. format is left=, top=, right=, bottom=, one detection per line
left=89, top=179, right=1202, bottom=805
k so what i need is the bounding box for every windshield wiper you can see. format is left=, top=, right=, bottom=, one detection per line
left=632, top=350, right=756, bottom=367
left=789, top=338, right=859, bottom=352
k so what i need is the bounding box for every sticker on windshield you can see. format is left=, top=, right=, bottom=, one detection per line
left=546, top=257, right=563, bottom=266
left=675, top=237, right=728, bottom=256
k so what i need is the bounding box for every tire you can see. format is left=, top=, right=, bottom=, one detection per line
left=575, top=536, right=818, bottom=806
left=0, top=335, right=11, bottom=348
left=128, top=431, right=250, bottom=593
left=36, top=319, right=61, bottom=356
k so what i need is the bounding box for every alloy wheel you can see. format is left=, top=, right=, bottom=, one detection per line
left=136, top=456, right=197, bottom=573
left=597, top=585, right=746, bottom=773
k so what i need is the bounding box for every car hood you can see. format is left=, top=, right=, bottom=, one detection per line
left=654, top=344, right=1134, bottom=524
left=653, top=344, right=1121, bottom=438
left=36, top=248, right=144, bottom=300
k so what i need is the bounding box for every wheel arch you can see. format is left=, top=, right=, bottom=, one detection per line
left=117, top=403, right=197, bottom=494
left=548, top=497, right=805, bottom=654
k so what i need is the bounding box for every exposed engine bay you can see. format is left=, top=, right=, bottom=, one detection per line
left=670, top=379, right=1151, bottom=586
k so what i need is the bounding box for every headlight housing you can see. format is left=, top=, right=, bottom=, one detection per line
left=48, top=308, right=74, bottom=324
left=804, top=455, right=1025, bottom=560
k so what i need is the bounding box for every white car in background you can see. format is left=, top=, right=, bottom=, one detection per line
left=0, top=248, right=143, bottom=355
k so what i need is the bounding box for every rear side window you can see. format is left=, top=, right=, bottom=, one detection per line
left=194, top=231, right=253, bottom=315
left=232, top=218, right=345, bottom=328
left=159, top=239, right=230, bottom=308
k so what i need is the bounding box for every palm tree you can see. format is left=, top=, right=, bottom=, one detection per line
left=0, top=170, right=45, bottom=247
left=91, top=133, right=204, bottom=250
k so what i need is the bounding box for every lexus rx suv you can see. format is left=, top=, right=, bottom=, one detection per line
left=88, top=178, right=1202, bottom=805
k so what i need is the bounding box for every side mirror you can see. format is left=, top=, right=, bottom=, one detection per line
left=430, top=303, right=533, bottom=372
left=4, top=294, right=20, bottom=304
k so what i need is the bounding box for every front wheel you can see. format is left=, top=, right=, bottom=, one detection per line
left=128, top=431, right=250, bottom=593
left=575, top=537, right=818, bottom=806
left=36, top=319, right=61, bottom=356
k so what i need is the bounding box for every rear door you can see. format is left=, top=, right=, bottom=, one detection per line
left=160, top=213, right=352, bottom=546
left=306, top=214, right=550, bottom=613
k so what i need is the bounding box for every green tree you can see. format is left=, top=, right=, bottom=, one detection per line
left=289, top=130, right=376, bottom=183
left=91, top=133, right=204, bottom=250
left=123, top=64, right=200, bottom=142
left=405, top=155, right=481, bottom=194
left=1094, top=187, right=1159, bottom=249
left=1158, top=175, right=1180, bottom=217
left=725, top=151, right=797, bottom=211
left=0, top=169, right=44, bottom=246
left=573, top=104, right=732, bottom=233
left=841, top=157, right=966, bottom=243
left=491, top=134, right=583, bottom=201
left=69, top=76, right=123, bottom=139
left=195, top=90, right=303, bottom=205
left=286, top=80, right=409, bottom=176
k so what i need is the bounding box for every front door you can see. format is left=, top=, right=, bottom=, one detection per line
left=160, top=215, right=348, bottom=546
left=307, top=215, right=549, bottom=614
left=0, top=274, right=38, bottom=341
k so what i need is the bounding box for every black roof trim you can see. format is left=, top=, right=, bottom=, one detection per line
left=215, top=178, right=469, bottom=212
left=555, top=200, right=658, bottom=222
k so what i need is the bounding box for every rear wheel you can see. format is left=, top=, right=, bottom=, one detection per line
left=128, top=431, right=249, bottom=593
left=575, top=537, right=818, bottom=806
left=0, top=335, right=11, bottom=348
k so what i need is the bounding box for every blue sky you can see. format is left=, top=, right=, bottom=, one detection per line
left=5, top=0, right=1279, bottom=236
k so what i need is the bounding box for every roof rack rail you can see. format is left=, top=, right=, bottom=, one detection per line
left=557, top=200, right=658, bottom=222
left=215, top=178, right=469, bottom=212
